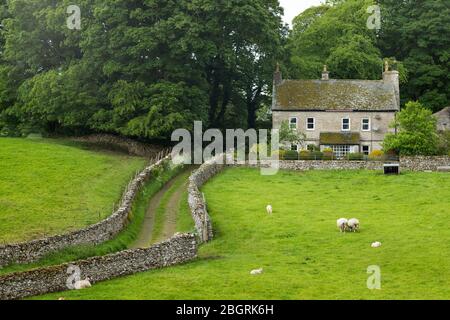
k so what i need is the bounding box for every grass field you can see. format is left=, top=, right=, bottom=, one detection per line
left=35, top=167, right=450, bottom=300
left=0, top=162, right=184, bottom=275
left=0, top=138, right=145, bottom=244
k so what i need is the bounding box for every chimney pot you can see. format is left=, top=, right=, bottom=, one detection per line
left=273, top=63, right=282, bottom=86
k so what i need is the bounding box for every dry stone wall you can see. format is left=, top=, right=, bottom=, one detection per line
left=0, top=157, right=170, bottom=268
left=72, top=134, right=163, bottom=158
left=188, top=157, right=225, bottom=243
left=0, top=233, right=197, bottom=300
left=400, top=156, right=450, bottom=171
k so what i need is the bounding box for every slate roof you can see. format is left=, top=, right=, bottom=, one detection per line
left=273, top=79, right=399, bottom=112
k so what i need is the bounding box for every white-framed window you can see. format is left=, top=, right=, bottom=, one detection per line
left=289, top=117, right=298, bottom=130
left=362, top=145, right=370, bottom=156
left=291, top=144, right=299, bottom=151
left=361, top=118, right=371, bottom=131
left=332, top=145, right=351, bottom=159
left=306, top=118, right=315, bottom=130
left=342, top=118, right=351, bottom=131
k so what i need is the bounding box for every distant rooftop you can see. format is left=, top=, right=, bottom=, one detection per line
left=434, top=107, right=450, bottom=131
left=273, top=79, right=399, bottom=112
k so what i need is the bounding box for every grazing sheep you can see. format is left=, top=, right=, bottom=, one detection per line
left=74, top=278, right=92, bottom=290
left=337, top=218, right=349, bottom=233
left=371, top=242, right=382, bottom=248
left=347, top=218, right=360, bottom=232
left=266, top=205, right=273, bottom=215
left=250, top=268, right=264, bottom=275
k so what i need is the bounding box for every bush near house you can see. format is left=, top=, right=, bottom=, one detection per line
left=299, top=150, right=311, bottom=160
left=347, top=153, right=365, bottom=161
left=323, top=148, right=334, bottom=160
left=369, top=150, right=384, bottom=160
left=284, top=150, right=299, bottom=160
left=437, top=131, right=450, bottom=155
left=383, top=101, right=439, bottom=156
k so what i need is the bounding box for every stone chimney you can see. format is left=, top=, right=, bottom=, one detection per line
left=322, top=65, right=330, bottom=81
left=273, top=63, right=282, bottom=86
left=383, top=61, right=400, bottom=108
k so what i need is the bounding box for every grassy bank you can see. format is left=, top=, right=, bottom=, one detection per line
left=0, top=138, right=145, bottom=244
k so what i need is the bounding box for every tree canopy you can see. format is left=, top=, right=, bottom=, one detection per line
left=0, top=0, right=448, bottom=141
left=0, top=0, right=285, bottom=139
left=383, top=101, right=439, bottom=156
left=286, top=0, right=448, bottom=112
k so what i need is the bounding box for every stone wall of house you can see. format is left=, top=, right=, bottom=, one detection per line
left=400, top=156, right=450, bottom=171
left=188, top=157, right=225, bottom=243
left=0, top=233, right=197, bottom=300
left=0, top=157, right=171, bottom=268
left=272, top=111, right=396, bottom=151
left=72, top=134, right=163, bottom=158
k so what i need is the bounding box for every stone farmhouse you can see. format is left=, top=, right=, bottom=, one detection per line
left=272, top=63, right=400, bottom=158
left=433, top=107, right=450, bottom=131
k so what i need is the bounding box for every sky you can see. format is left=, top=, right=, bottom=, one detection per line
left=279, top=0, right=324, bottom=26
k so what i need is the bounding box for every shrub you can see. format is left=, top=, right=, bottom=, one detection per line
left=323, top=148, right=334, bottom=160
left=307, top=144, right=320, bottom=152
left=369, top=150, right=384, bottom=160
left=437, top=131, right=450, bottom=155
left=299, top=150, right=311, bottom=160
left=311, top=151, right=324, bottom=160
left=347, top=153, right=365, bottom=161
left=383, top=101, right=439, bottom=155
left=284, top=150, right=299, bottom=160
left=272, top=150, right=286, bottom=160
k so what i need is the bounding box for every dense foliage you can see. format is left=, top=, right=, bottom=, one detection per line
left=0, top=0, right=448, bottom=142
left=286, top=0, right=448, bottom=111
left=0, top=0, right=285, bottom=139
left=383, top=101, right=439, bottom=156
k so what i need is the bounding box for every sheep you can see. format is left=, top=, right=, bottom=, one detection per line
left=371, top=242, right=382, bottom=248
left=73, top=278, right=92, bottom=290
left=337, top=218, right=349, bottom=233
left=266, top=205, right=273, bottom=215
left=250, top=268, right=264, bottom=275
left=347, top=218, right=360, bottom=232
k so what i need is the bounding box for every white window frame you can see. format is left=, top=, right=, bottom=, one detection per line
left=342, top=118, right=351, bottom=131
left=332, top=145, right=351, bottom=159
left=361, top=118, right=371, bottom=132
left=362, top=145, right=370, bottom=155
left=291, top=144, right=299, bottom=151
left=306, top=117, right=315, bottom=131
left=289, top=117, right=298, bottom=130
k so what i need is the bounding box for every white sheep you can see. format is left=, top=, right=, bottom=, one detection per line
left=371, top=242, right=382, bottom=248
left=74, top=278, right=92, bottom=290
left=266, top=205, right=273, bottom=215
left=250, top=268, right=264, bottom=275
left=347, top=218, right=360, bottom=232
left=337, top=218, right=348, bottom=233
